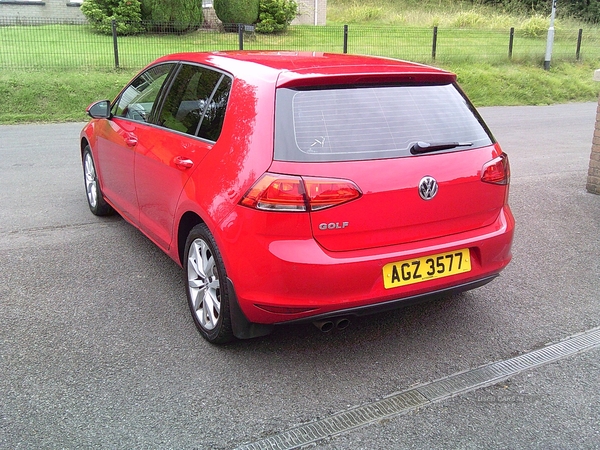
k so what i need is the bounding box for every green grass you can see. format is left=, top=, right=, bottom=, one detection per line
left=449, top=61, right=600, bottom=106
left=2, top=61, right=597, bottom=124
left=1, top=0, right=600, bottom=124
left=327, top=0, right=600, bottom=30
left=2, top=23, right=600, bottom=69
left=0, top=69, right=136, bottom=124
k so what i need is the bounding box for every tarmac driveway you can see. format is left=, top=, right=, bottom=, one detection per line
left=1, top=103, right=599, bottom=449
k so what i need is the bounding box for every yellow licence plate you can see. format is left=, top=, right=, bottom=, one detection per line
left=383, top=248, right=471, bottom=289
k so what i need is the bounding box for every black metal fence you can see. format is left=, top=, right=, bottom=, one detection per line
left=1, top=17, right=599, bottom=70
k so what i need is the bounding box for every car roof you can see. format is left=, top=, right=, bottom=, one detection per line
left=153, top=51, right=456, bottom=87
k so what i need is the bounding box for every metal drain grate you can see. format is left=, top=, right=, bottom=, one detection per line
left=236, top=326, right=600, bottom=450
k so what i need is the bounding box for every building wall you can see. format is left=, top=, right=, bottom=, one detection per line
left=0, top=0, right=327, bottom=25
left=587, top=101, right=600, bottom=195
left=0, top=0, right=85, bottom=20
left=587, top=70, right=600, bottom=195
left=293, top=0, right=327, bottom=26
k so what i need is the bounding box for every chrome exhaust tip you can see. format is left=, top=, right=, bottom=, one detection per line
left=313, top=317, right=351, bottom=332
left=313, top=320, right=335, bottom=333
left=335, top=318, right=351, bottom=330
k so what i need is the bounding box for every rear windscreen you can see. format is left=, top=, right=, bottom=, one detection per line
left=274, top=83, right=493, bottom=162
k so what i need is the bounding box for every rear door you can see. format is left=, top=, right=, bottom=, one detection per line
left=273, top=83, right=507, bottom=252
left=133, top=63, right=232, bottom=249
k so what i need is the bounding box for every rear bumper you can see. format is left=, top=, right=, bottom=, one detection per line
left=228, top=275, right=498, bottom=339
left=282, top=274, right=498, bottom=325
left=223, top=205, right=514, bottom=326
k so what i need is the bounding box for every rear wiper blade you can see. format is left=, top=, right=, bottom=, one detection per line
left=410, top=141, right=472, bottom=155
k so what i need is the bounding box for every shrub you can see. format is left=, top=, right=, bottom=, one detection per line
left=451, top=11, right=486, bottom=28
left=81, top=0, right=144, bottom=35
left=214, top=0, right=260, bottom=27
left=477, top=0, right=600, bottom=23
left=140, top=0, right=204, bottom=32
left=256, top=0, right=298, bottom=33
left=340, top=3, right=382, bottom=24
left=565, top=0, right=600, bottom=23
left=521, top=15, right=551, bottom=38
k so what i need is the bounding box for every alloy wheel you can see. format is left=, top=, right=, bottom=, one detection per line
left=84, top=152, right=98, bottom=209
left=187, top=238, right=221, bottom=331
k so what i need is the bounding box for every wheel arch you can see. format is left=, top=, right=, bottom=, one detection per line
left=177, top=211, right=204, bottom=266
left=80, top=137, right=90, bottom=159
left=178, top=209, right=274, bottom=341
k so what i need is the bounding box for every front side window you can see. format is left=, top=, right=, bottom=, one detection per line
left=112, top=63, right=174, bottom=122
left=158, top=64, right=231, bottom=140
left=275, top=83, right=493, bottom=162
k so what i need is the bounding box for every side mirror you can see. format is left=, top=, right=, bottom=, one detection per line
left=87, top=100, right=111, bottom=119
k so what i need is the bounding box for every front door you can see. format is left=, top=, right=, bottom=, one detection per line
left=97, top=63, right=175, bottom=224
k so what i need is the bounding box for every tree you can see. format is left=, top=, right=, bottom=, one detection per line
left=256, top=0, right=298, bottom=33
left=81, top=0, right=144, bottom=35
left=214, top=0, right=260, bottom=27
left=141, top=0, right=204, bottom=31
left=566, top=0, right=600, bottom=22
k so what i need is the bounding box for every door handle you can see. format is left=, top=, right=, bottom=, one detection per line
left=125, top=135, right=138, bottom=147
left=174, top=156, right=194, bottom=169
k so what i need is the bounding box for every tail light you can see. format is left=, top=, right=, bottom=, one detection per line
left=303, top=178, right=362, bottom=211
left=482, top=153, right=510, bottom=185
left=240, top=174, right=306, bottom=211
left=240, top=173, right=362, bottom=212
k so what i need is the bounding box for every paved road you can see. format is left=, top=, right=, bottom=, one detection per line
left=1, top=103, right=599, bottom=449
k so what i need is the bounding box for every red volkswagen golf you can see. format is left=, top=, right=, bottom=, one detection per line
left=81, top=51, right=514, bottom=344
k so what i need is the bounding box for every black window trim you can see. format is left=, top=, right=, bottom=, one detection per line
left=0, top=1, right=45, bottom=5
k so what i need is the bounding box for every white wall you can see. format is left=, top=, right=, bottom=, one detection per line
left=293, top=0, right=327, bottom=26
left=0, top=0, right=85, bottom=21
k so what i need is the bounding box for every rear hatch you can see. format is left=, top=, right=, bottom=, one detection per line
left=272, top=82, right=509, bottom=252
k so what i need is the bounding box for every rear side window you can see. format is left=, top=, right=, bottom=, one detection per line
left=274, top=84, right=493, bottom=162
left=197, top=75, right=231, bottom=142
left=157, top=64, right=231, bottom=140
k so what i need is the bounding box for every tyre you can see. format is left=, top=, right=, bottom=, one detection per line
left=82, top=146, right=114, bottom=216
left=184, top=224, right=234, bottom=344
